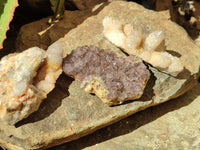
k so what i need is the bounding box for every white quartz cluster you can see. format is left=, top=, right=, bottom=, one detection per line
left=103, top=16, right=184, bottom=76
left=0, top=41, right=63, bottom=125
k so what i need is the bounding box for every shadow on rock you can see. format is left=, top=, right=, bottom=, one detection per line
left=15, top=74, right=74, bottom=127
left=47, top=82, right=200, bottom=150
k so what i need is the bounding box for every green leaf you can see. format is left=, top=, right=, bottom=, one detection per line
left=0, top=0, right=18, bottom=49
left=49, top=0, right=65, bottom=23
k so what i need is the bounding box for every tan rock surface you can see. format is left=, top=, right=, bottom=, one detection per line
left=1, top=1, right=200, bottom=149
left=0, top=74, right=156, bottom=150
left=50, top=82, right=200, bottom=150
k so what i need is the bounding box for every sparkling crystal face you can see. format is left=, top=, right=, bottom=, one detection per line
left=63, top=45, right=150, bottom=105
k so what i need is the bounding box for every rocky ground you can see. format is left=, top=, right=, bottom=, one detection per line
left=0, top=0, right=200, bottom=150
left=49, top=83, right=200, bottom=150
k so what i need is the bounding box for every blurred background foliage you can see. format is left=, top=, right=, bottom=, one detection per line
left=0, top=0, right=18, bottom=49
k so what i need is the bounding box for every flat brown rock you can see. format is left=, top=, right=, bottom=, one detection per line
left=0, top=74, right=155, bottom=150
left=1, top=1, right=200, bottom=149
left=50, top=82, right=200, bottom=150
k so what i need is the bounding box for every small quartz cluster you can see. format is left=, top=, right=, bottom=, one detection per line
left=103, top=16, right=184, bottom=76
left=0, top=41, right=63, bottom=125
left=63, top=46, right=150, bottom=106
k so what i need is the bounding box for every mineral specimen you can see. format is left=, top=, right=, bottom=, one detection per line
left=0, top=41, right=63, bottom=125
left=103, top=16, right=184, bottom=76
left=62, top=45, right=150, bottom=106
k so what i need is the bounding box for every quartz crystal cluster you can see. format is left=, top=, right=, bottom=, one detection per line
left=62, top=46, right=150, bottom=106
left=103, top=16, right=184, bottom=76
left=0, top=41, right=63, bottom=125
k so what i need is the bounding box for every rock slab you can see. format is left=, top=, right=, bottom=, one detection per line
left=1, top=1, right=200, bottom=149
left=48, top=83, right=200, bottom=150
